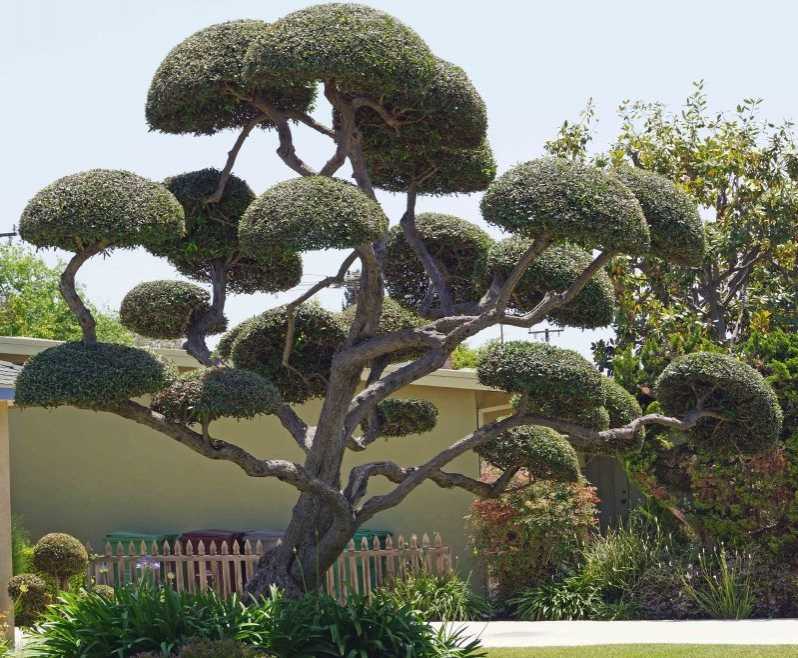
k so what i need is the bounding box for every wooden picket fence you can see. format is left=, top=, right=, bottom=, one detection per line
left=86, top=532, right=451, bottom=602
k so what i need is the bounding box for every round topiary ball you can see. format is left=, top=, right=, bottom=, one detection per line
left=486, top=238, right=616, bottom=328
left=90, top=584, right=116, bottom=600
left=654, top=352, right=783, bottom=454
left=8, top=573, right=49, bottom=627
left=374, top=398, right=438, bottom=437
left=239, top=177, right=389, bottom=254
left=384, top=213, right=493, bottom=310
left=152, top=367, right=280, bottom=425
left=615, top=165, right=705, bottom=266
left=32, top=533, right=88, bottom=589
left=216, top=318, right=255, bottom=362
left=339, top=297, right=426, bottom=363
left=230, top=303, right=346, bottom=403
left=120, top=280, right=226, bottom=339
left=476, top=425, right=580, bottom=481
left=601, top=377, right=642, bottom=429
left=480, top=157, right=650, bottom=254
left=15, top=342, right=176, bottom=410
left=146, top=20, right=315, bottom=136
left=245, top=4, right=437, bottom=97
left=478, top=341, right=604, bottom=411
left=19, top=169, right=184, bottom=253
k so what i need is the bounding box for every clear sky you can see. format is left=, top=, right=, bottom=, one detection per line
left=3, top=0, right=797, bottom=357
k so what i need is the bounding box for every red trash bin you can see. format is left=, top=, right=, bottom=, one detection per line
left=179, top=529, right=245, bottom=594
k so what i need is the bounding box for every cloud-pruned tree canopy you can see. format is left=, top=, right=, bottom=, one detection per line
left=339, top=298, right=425, bottom=363
left=152, top=367, right=280, bottom=425
left=15, top=342, right=175, bottom=410
left=374, top=398, right=439, bottom=437
left=19, top=169, right=184, bottom=253
left=146, top=20, right=316, bottom=136
left=120, top=280, right=227, bottom=339
left=655, top=352, right=782, bottom=454
left=601, top=376, right=642, bottom=428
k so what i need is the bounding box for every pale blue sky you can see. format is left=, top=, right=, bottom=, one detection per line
left=3, top=0, right=796, bottom=357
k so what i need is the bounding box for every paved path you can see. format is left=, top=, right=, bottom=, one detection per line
left=432, top=620, right=798, bottom=647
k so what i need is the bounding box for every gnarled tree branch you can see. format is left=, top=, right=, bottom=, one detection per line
left=60, top=243, right=107, bottom=345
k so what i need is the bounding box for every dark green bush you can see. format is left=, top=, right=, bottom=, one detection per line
left=486, top=238, right=616, bottom=328
left=384, top=213, right=492, bottom=310
left=15, top=342, right=175, bottom=410
left=480, top=157, right=650, bottom=254
left=655, top=352, right=783, bottom=453
left=19, top=169, right=184, bottom=253
left=146, top=20, right=314, bottom=136
left=177, top=638, right=265, bottom=658
left=511, top=576, right=606, bottom=621
left=240, top=176, right=388, bottom=254
left=375, top=398, right=438, bottom=437
left=32, top=533, right=88, bottom=589
left=630, top=562, right=702, bottom=620
left=120, top=280, right=226, bottom=339
left=8, top=573, right=49, bottom=627
left=152, top=367, right=280, bottom=425
left=601, top=377, right=642, bottom=428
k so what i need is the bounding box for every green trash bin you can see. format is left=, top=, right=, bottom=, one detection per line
left=101, top=531, right=180, bottom=586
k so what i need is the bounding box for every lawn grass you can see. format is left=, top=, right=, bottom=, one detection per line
left=485, top=646, right=798, bottom=657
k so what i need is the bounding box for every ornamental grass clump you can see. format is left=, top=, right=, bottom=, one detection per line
left=682, top=546, right=754, bottom=620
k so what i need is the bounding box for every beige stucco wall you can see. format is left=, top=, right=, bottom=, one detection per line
left=8, top=381, right=498, bottom=572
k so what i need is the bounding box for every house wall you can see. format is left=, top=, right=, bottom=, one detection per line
left=8, top=382, right=486, bottom=571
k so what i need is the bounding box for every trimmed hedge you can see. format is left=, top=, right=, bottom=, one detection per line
left=152, top=367, right=280, bottom=425
left=476, top=425, right=580, bottom=481
left=375, top=398, right=438, bottom=437
left=15, top=342, right=175, bottom=410
left=480, top=157, right=650, bottom=254
left=120, top=280, right=226, bottom=339
left=478, top=341, right=603, bottom=410
left=486, top=238, right=616, bottom=328
left=245, top=4, right=437, bottom=97
left=146, top=20, right=315, bottom=135
left=239, top=177, right=388, bottom=253
left=616, top=165, right=705, bottom=266
left=19, top=170, right=184, bottom=253
left=655, top=352, right=783, bottom=453
left=32, top=533, right=88, bottom=585
left=384, top=213, right=492, bottom=310
left=230, top=303, right=346, bottom=403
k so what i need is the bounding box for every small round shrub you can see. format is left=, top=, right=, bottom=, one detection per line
left=120, top=280, right=226, bottom=339
left=480, top=157, right=650, bottom=254
left=602, top=377, right=642, bottom=428
left=616, top=165, right=705, bottom=266
left=90, top=584, right=116, bottom=600
left=152, top=367, right=280, bottom=425
left=245, top=4, right=437, bottom=96
left=487, top=238, right=616, bottom=328
left=476, top=425, right=580, bottom=481
left=239, top=176, right=388, bottom=254
left=19, top=169, right=184, bottom=253
left=375, top=398, right=438, bottom=437
left=177, top=638, right=264, bottom=658
left=477, top=341, right=603, bottom=411
left=15, top=342, right=175, bottom=410
left=655, top=352, right=783, bottom=454
left=8, top=573, right=49, bottom=627
left=384, top=213, right=492, bottom=310
left=230, top=303, right=346, bottom=403
left=146, top=20, right=315, bottom=136
left=32, top=533, right=88, bottom=588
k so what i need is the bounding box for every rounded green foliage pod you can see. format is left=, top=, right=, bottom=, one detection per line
left=239, top=177, right=389, bottom=254
left=602, top=377, right=642, bottom=428
left=478, top=341, right=603, bottom=411
left=375, top=398, right=438, bottom=437
left=476, top=425, right=580, bottom=481
left=146, top=20, right=315, bottom=136
left=180, top=254, right=303, bottom=296
left=480, top=158, right=650, bottom=254
left=339, top=298, right=425, bottom=362
left=32, top=533, right=88, bottom=587
left=510, top=393, right=610, bottom=432
left=487, top=238, right=616, bottom=329
left=216, top=318, right=255, bottom=362
left=245, top=4, right=436, bottom=96
left=230, top=303, right=346, bottom=403
left=15, top=342, right=175, bottom=410
left=90, top=584, right=116, bottom=600
left=152, top=367, right=280, bottom=425
left=615, top=166, right=705, bottom=266
left=384, top=213, right=492, bottom=310
left=19, top=170, right=184, bottom=253
left=655, top=352, right=783, bottom=453
left=8, top=573, right=49, bottom=627
left=120, top=280, right=226, bottom=339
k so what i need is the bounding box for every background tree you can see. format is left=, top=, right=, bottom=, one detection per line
left=13, top=5, right=783, bottom=597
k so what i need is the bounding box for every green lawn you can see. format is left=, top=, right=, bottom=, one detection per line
left=485, top=647, right=798, bottom=657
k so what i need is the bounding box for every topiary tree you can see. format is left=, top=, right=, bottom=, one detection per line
left=7, top=573, right=49, bottom=627
left=15, top=2, right=783, bottom=598
left=31, top=533, right=89, bottom=591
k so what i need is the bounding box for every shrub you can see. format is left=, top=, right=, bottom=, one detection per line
left=681, top=546, right=754, bottom=620
left=8, top=573, right=49, bottom=627
left=372, top=571, right=491, bottom=622
left=510, top=576, right=606, bottom=621
left=32, top=533, right=88, bottom=590
left=177, top=638, right=265, bottom=658
left=12, top=516, right=33, bottom=575
left=90, top=584, right=116, bottom=600
left=630, top=562, right=702, bottom=620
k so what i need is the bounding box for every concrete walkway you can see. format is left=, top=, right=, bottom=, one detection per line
left=433, top=620, right=798, bottom=647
